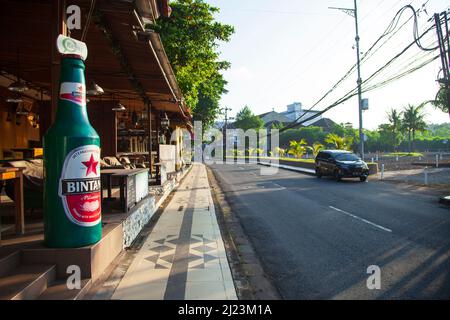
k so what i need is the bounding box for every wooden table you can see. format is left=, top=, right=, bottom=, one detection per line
left=101, top=169, right=118, bottom=200
left=0, top=167, right=25, bottom=235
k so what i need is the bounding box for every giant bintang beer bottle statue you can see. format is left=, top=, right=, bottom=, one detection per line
left=43, top=35, right=101, bottom=248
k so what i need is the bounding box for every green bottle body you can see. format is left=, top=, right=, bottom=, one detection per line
left=43, top=56, right=102, bottom=248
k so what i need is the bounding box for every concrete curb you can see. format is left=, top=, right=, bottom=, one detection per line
left=259, top=161, right=378, bottom=175
left=206, top=165, right=282, bottom=300
left=258, top=161, right=316, bottom=175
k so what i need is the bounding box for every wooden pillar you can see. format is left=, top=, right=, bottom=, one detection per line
left=14, top=171, right=25, bottom=234
left=147, top=101, right=153, bottom=178
left=156, top=111, right=160, bottom=184
left=50, top=0, right=67, bottom=123
left=87, top=100, right=117, bottom=156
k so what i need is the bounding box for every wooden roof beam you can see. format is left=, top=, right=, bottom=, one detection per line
left=92, top=7, right=150, bottom=105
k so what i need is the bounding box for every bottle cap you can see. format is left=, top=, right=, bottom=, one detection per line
left=56, top=35, right=88, bottom=60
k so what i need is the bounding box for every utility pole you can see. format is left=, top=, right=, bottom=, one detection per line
left=329, top=0, right=365, bottom=159
left=222, top=107, right=232, bottom=162
left=434, top=12, right=450, bottom=115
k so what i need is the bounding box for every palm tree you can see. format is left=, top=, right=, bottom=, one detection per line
left=401, top=104, right=427, bottom=152
left=307, top=142, right=324, bottom=157
left=423, top=86, right=449, bottom=114
left=325, top=133, right=352, bottom=151
left=387, top=108, right=402, bottom=130
left=288, top=139, right=307, bottom=158
left=386, top=108, right=403, bottom=151
left=256, top=148, right=264, bottom=156
left=275, top=147, right=286, bottom=158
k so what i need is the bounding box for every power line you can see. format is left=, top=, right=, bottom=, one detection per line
left=363, top=36, right=438, bottom=85
left=253, top=0, right=416, bottom=106
left=254, top=1, right=409, bottom=105
left=270, top=0, right=417, bottom=99
left=253, top=15, right=350, bottom=103
left=279, top=4, right=438, bottom=132
left=363, top=54, right=439, bottom=92
left=284, top=53, right=438, bottom=131
left=219, top=8, right=335, bottom=16
left=283, top=2, right=429, bottom=125
left=278, top=54, right=437, bottom=133
left=278, top=18, right=440, bottom=133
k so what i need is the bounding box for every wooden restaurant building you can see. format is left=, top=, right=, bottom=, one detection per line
left=0, top=0, right=193, bottom=299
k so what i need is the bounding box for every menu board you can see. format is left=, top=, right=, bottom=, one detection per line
left=126, top=175, right=136, bottom=210
left=135, top=170, right=149, bottom=203
left=159, top=145, right=176, bottom=173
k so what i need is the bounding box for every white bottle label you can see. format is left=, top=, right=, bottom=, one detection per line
left=59, top=82, right=86, bottom=107
left=59, top=145, right=101, bottom=227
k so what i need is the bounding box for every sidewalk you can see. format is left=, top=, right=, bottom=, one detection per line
left=380, top=167, right=450, bottom=186
left=110, top=163, right=237, bottom=300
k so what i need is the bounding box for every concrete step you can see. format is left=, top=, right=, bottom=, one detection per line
left=38, top=278, right=92, bottom=300
left=0, top=251, right=20, bottom=278
left=0, top=264, right=56, bottom=300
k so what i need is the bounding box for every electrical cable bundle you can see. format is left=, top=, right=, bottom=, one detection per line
left=277, top=2, right=444, bottom=134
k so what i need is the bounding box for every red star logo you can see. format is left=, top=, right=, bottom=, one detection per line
left=82, top=154, right=98, bottom=176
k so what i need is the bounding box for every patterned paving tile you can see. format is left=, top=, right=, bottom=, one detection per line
left=112, top=164, right=236, bottom=300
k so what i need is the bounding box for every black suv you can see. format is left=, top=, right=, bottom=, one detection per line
left=315, top=150, right=369, bottom=182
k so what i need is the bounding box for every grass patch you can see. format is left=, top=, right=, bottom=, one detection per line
left=227, top=156, right=377, bottom=166
left=227, top=156, right=314, bottom=163
left=278, top=157, right=314, bottom=163
left=384, top=152, right=424, bottom=157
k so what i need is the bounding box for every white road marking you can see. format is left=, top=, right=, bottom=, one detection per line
left=272, top=183, right=286, bottom=189
left=329, top=206, right=392, bottom=233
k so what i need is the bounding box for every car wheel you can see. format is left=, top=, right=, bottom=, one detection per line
left=316, top=169, right=322, bottom=178
left=334, top=170, right=341, bottom=181
left=360, top=175, right=368, bottom=182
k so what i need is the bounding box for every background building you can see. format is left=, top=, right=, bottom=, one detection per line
left=257, top=102, right=330, bottom=128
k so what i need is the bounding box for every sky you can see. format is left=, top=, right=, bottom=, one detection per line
left=206, top=0, right=449, bottom=130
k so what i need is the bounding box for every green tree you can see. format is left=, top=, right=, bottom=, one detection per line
left=401, top=104, right=427, bottom=152
left=270, top=122, right=285, bottom=130
left=288, top=139, right=308, bottom=158
left=424, top=123, right=450, bottom=138
left=307, top=142, right=324, bottom=157
left=279, top=126, right=326, bottom=148
left=426, top=85, right=449, bottom=114
left=377, top=124, right=396, bottom=151
left=194, top=75, right=227, bottom=131
left=325, top=133, right=353, bottom=151
left=256, top=148, right=264, bottom=156
left=386, top=108, right=403, bottom=151
left=234, top=106, right=264, bottom=131
left=156, top=0, right=234, bottom=119
left=331, top=123, right=359, bottom=151
left=275, top=147, right=286, bottom=158
left=387, top=108, right=402, bottom=135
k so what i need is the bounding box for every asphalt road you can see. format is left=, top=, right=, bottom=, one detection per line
left=210, top=163, right=450, bottom=299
